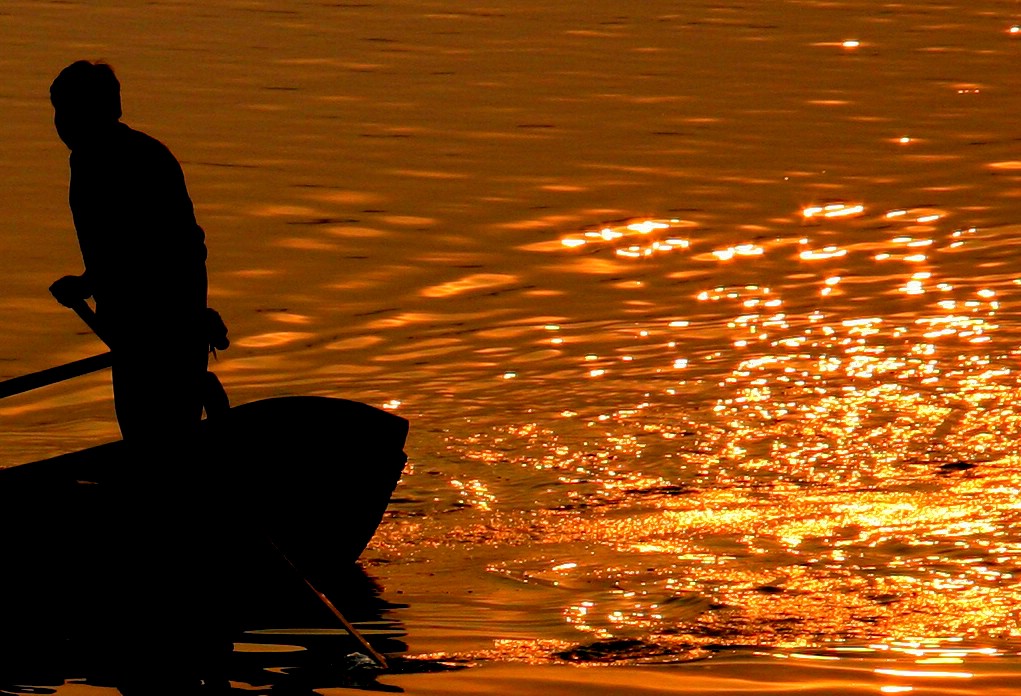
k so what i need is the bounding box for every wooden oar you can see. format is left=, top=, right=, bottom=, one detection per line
left=268, top=538, right=390, bottom=670
left=0, top=299, right=115, bottom=401
left=0, top=352, right=113, bottom=400
left=66, top=299, right=113, bottom=347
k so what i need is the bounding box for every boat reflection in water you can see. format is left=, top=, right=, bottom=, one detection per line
left=1, top=563, right=413, bottom=694
left=0, top=396, right=431, bottom=693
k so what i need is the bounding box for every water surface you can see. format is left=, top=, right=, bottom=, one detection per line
left=3, top=0, right=1021, bottom=693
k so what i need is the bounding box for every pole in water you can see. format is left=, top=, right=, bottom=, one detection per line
left=267, top=538, right=389, bottom=670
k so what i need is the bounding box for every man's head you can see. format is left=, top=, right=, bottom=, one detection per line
left=50, top=61, right=122, bottom=150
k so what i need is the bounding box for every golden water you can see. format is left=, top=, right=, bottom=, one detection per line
left=4, top=0, right=1021, bottom=693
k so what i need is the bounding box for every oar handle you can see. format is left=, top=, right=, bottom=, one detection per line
left=68, top=300, right=113, bottom=348
left=0, top=299, right=114, bottom=401
left=0, top=352, right=113, bottom=401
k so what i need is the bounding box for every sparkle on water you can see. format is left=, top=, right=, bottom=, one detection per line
left=377, top=209, right=1021, bottom=687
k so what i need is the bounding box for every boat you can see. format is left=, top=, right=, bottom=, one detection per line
left=0, top=395, right=409, bottom=664
left=1, top=395, right=408, bottom=564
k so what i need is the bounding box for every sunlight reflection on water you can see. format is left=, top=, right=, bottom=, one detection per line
left=374, top=213, right=1021, bottom=676
left=5, top=0, right=1021, bottom=692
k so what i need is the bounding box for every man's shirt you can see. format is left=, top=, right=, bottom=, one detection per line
left=68, top=122, right=207, bottom=346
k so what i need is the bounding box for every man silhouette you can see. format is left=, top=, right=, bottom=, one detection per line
left=49, top=61, right=210, bottom=442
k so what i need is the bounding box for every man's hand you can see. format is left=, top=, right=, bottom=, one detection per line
left=49, top=274, right=91, bottom=308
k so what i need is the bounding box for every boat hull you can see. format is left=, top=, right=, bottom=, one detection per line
left=0, top=396, right=409, bottom=638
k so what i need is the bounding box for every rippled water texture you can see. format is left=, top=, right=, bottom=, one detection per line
left=4, top=0, right=1021, bottom=693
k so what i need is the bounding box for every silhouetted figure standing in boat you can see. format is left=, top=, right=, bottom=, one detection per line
left=49, top=61, right=212, bottom=442
left=47, top=62, right=236, bottom=692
